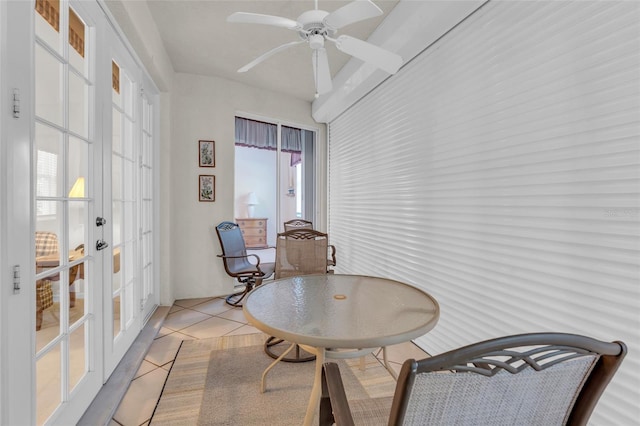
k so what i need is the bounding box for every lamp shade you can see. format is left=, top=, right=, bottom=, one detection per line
left=69, top=177, right=85, bottom=198
left=247, top=192, right=259, bottom=205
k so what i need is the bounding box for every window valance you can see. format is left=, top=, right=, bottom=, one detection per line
left=235, top=117, right=312, bottom=155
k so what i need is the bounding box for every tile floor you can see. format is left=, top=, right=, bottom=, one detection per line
left=109, top=296, right=429, bottom=426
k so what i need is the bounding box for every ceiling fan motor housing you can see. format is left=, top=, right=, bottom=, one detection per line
left=297, top=9, right=336, bottom=41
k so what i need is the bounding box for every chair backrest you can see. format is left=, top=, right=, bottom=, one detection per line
left=215, top=221, right=255, bottom=276
left=390, top=333, right=627, bottom=426
left=35, top=231, right=59, bottom=256
left=275, top=228, right=328, bottom=279
left=283, top=219, right=313, bottom=231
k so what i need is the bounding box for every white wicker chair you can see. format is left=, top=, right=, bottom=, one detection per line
left=320, top=333, right=626, bottom=426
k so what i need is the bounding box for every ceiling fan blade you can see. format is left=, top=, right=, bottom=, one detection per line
left=333, top=35, right=402, bottom=74
left=227, top=12, right=300, bottom=30
left=312, top=48, right=332, bottom=95
left=238, top=41, right=305, bottom=73
left=323, top=0, right=382, bottom=30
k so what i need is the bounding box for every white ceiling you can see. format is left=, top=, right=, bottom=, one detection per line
left=135, top=0, right=399, bottom=102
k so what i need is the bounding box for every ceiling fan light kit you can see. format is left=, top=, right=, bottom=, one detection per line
left=227, top=0, right=403, bottom=97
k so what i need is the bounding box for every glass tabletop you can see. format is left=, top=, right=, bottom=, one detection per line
left=243, top=274, right=440, bottom=349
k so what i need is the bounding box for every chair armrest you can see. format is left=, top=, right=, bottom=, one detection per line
left=328, top=245, right=337, bottom=267
left=249, top=245, right=276, bottom=250
left=216, top=253, right=266, bottom=275
left=320, top=362, right=355, bottom=426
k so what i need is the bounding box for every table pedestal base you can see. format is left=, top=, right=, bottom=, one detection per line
left=264, top=336, right=315, bottom=362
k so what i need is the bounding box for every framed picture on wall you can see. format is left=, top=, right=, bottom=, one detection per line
left=199, top=175, right=215, bottom=202
left=199, top=140, right=215, bottom=167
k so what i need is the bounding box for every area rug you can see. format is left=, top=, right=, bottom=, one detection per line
left=151, top=334, right=396, bottom=425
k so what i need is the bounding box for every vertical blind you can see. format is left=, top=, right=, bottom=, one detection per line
left=328, top=1, right=639, bottom=424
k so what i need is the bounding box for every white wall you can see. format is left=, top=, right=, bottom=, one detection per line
left=103, top=0, right=329, bottom=304
left=170, top=72, right=324, bottom=299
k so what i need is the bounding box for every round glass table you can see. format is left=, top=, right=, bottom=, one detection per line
left=243, top=274, right=440, bottom=425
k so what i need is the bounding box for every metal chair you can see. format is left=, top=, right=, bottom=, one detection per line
left=264, top=228, right=330, bottom=362
left=283, top=218, right=313, bottom=231
left=283, top=219, right=336, bottom=269
left=215, top=221, right=275, bottom=307
left=320, top=332, right=627, bottom=426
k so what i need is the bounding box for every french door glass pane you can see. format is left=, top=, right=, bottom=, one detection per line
left=35, top=269, right=61, bottom=351
left=68, top=323, right=87, bottom=392
left=112, top=107, right=122, bottom=154
left=68, top=71, right=89, bottom=137
left=35, top=124, right=63, bottom=199
left=112, top=199, right=122, bottom=248
left=35, top=45, right=63, bottom=127
left=113, top=295, right=121, bottom=338
left=36, top=345, right=61, bottom=425
left=112, top=153, right=122, bottom=200
left=68, top=199, right=86, bottom=240
left=68, top=7, right=88, bottom=77
left=35, top=0, right=62, bottom=55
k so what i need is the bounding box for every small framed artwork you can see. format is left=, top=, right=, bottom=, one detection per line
left=199, top=140, right=215, bottom=167
left=199, top=175, right=215, bottom=202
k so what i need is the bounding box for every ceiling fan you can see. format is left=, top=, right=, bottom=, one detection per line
left=227, top=0, right=403, bottom=97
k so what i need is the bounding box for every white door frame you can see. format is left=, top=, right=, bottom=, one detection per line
left=0, top=1, right=35, bottom=424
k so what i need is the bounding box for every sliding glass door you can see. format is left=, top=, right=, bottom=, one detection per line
left=234, top=115, right=318, bottom=245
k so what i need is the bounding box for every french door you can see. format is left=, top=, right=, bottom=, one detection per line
left=104, top=28, right=143, bottom=377
left=32, top=2, right=104, bottom=423
left=0, top=1, right=158, bottom=424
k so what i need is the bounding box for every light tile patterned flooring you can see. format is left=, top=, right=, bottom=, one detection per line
left=109, top=296, right=429, bottom=426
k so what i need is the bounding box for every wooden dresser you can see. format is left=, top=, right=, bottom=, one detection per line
left=236, top=218, right=268, bottom=248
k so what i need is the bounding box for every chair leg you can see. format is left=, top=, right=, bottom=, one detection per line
left=225, top=279, right=254, bottom=307
left=36, top=307, right=43, bottom=331
left=264, top=336, right=315, bottom=362
left=225, top=288, right=250, bottom=307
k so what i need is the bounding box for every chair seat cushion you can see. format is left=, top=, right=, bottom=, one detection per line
left=261, top=262, right=275, bottom=278
left=36, top=281, right=54, bottom=310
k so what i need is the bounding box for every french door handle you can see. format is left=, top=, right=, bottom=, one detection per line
left=96, top=217, right=107, bottom=226
left=96, top=239, right=109, bottom=251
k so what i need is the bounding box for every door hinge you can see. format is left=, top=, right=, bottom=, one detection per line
left=13, top=265, right=21, bottom=293
left=12, top=89, right=20, bottom=118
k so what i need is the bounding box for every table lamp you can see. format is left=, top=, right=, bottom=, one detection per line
left=69, top=177, right=85, bottom=198
left=247, top=192, right=259, bottom=218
